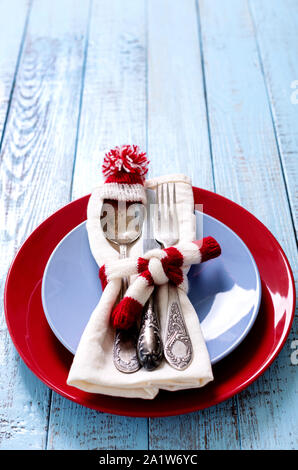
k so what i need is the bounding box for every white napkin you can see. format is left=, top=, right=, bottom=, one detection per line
left=67, top=174, right=213, bottom=399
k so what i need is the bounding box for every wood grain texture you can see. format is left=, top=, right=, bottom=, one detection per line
left=47, top=0, right=149, bottom=450
left=249, top=0, right=298, bottom=238
left=0, top=0, right=297, bottom=450
left=0, top=0, right=89, bottom=449
left=149, top=400, right=240, bottom=450
left=0, top=0, right=31, bottom=137
left=147, top=0, right=240, bottom=450
left=199, top=0, right=298, bottom=449
left=147, top=0, right=213, bottom=185
left=47, top=397, right=147, bottom=450
left=71, top=0, right=147, bottom=199
left=243, top=1, right=298, bottom=447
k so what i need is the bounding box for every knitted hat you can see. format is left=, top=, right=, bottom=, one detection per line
left=101, top=145, right=149, bottom=204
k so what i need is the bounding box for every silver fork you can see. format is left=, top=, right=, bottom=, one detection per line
left=154, top=183, right=193, bottom=370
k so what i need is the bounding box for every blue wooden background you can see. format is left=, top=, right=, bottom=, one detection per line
left=0, top=0, right=297, bottom=450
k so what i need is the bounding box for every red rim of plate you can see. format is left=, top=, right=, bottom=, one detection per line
left=4, top=187, right=296, bottom=417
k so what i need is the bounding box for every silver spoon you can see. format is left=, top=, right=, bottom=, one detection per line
left=100, top=200, right=144, bottom=373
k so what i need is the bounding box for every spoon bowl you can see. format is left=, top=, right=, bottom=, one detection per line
left=101, top=200, right=144, bottom=250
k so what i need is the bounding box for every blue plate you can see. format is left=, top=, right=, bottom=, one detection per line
left=41, top=212, right=261, bottom=364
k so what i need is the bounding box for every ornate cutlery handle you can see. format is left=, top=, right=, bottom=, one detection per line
left=137, top=294, right=163, bottom=370
left=113, top=326, right=140, bottom=373
left=164, top=283, right=193, bottom=370
left=113, top=245, right=141, bottom=373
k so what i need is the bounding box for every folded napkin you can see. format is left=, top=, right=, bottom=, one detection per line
left=67, top=174, right=215, bottom=399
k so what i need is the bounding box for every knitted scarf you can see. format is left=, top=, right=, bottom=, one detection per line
left=99, top=236, right=221, bottom=330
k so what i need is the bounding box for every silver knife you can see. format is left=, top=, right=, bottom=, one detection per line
left=137, top=189, right=163, bottom=370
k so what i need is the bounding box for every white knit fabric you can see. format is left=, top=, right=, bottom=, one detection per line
left=67, top=174, right=214, bottom=399
left=100, top=182, right=147, bottom=205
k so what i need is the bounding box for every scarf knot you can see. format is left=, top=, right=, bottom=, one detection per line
left=98, top=236, right=221, bottom=330
left=137, top=246, right=184, bottom=287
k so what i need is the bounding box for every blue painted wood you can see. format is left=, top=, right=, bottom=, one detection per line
left=147, top=0, right=240, bottom=450
left=0, top=0, right=31, bottom=137
left=71, top=0, right=148, bottom=200
left=0, top=0, right=90, bottom=449
left=245, top=0, right=298, bottom=448
left=146, top=0, right=213, bottom=186
left=198, top=0, right=298, bottom=449
left=47, top=399, right=148, bottom=450
left=47, top=0, right=149, bottom=450
left=0, top=0, right=53, bottom=451
left=0, top=0, right=297, bottom=450
left=149, top=402, right=241, bottom=450
left=249, top=0, right=298, bottom=238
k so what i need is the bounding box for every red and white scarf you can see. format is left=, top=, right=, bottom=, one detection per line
left=99, top=236, right=221, bottom=330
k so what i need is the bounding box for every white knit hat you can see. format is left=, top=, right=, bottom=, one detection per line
left=101, top=145, right=149, bottom=204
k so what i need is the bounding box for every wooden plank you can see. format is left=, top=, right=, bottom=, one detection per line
left=2, top=0, right=295, bottom=450
left=71, top=0, right=148, bottom=199
left=47, top=398, right=148, bottom=450
left=149, top=401, right=240, bottom=450
left=199, top=0, right=298, bottom=449
left=0, top=0, right=30, bottom=138
left=147, top=0, right=213, bottom=185
left=147, top=0, right=240, bottom=450
left=47, top=0, right=149, bottom=449
left=0, top=0, right=90, bottom=450
left=249, top=0, right=298, bottom=237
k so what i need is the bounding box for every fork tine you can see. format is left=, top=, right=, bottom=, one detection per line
left=172, top=183, right=178, bottom=219
left=161, top=182, right=167, bottom=228
left=171, top=182, right=179, bottom=238
left=155, top=183, right=161, bottom=233
left=167, top=183, right=171, bottom=207
left=166, top=183, right=172, bottom=230
left=161, top=182, right=165, bottom=206
left=173, top=181, right=177, bottom=204
left=166, top=182, right=173, bottom=232
left=154, top=182, right=179, bottom=247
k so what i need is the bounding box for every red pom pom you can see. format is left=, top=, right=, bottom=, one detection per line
left=102, top=145, right=149, bottom=180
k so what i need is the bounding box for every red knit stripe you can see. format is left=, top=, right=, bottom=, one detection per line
left=161, top=247, right=184, bottom=286
left=140, top=270, right=154, bottom=285
left=137, top=257, right=149, bottom=273
left=99, top=265, right=108, bottom=290
left=137, top=257, right=154, bottom=285
left=170, top=267, right=184, bottom=286
left=163, top=247, right=184, bottom=267
left=111, top=296, right=143, bottom=330
left=194, top=236, right=221, bottom=262
left=105, top=172, right=144, bottom=185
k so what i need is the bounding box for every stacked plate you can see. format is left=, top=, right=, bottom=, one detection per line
left=4, top=187, right=295, bottom=417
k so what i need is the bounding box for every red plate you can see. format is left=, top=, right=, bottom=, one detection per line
left=4, top=188, right=296, bottom=417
